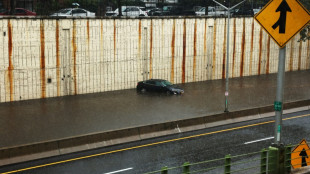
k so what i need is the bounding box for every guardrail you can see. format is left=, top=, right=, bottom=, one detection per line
left=144, top=143, right=310, bottom=174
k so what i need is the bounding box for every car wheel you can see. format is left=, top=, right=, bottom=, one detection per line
left=139, top=14, right=145, bottom=16
left=141, top=88, right=146, bottom=93
left=166, top=90, right=172, bottom=95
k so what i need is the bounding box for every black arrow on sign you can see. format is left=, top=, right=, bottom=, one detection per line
left=299, top=148, right=309, bottom=167
left=272, top=0, right=292, bottom=34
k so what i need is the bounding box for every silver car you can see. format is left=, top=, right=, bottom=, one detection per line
left=50, top=8, right=95, bottom=17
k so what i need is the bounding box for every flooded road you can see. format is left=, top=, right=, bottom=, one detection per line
left=0, top=70, right=309, bottom=149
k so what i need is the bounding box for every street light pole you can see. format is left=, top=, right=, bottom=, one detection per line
left=212, top=0, right=246, bottom=112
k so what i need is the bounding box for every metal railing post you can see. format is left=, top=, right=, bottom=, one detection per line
left=224, top=154, right=231, bottom=174
left=284, top=145, right=292, bottom=174
left=268, top=146, right=279, bottom=174
left=182, top=162, right=190, bottom=174
left=261, top=148, right=267, bottom=174
left=161, top=166, right=168, bottom=174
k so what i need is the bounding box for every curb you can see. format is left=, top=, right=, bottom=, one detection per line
left=1, top=100, right=310, bottom=166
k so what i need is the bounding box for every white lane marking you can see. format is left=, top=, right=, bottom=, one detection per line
left=244, top=137, right=274, bottom=145
left=104, top=168, right=133, bottom=174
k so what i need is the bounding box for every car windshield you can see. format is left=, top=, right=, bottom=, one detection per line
left=161, top=80, right=173, bottom=86
left=58, top=9, right=71, bottom=14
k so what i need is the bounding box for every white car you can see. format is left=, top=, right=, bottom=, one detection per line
left=50, top=8, right=95, bottom=17
left=106, top=6, right=147, bottom=17
left=196, top=7, right=228, bottom=17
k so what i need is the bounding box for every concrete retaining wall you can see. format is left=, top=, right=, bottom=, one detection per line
left=0, top=17, right=309, bottom=102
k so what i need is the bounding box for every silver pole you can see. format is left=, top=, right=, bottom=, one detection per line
left=213, top=0, right=246, bottom=112
left=274, top=46, right=286, bottom=145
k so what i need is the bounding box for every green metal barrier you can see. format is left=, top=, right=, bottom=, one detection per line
left=224, top=155, right=231, bottom=174
left=145, top=144, right=310, bottom=174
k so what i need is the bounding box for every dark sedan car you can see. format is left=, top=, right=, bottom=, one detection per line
left=137, top=79, right=184, bottom=94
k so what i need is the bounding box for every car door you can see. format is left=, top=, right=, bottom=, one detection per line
left=130, top=7, right=140, bottom=16
left=148, top=81, right=157, bottom=91
left=155, top=81, right=164, bottom=92
left=72, top=9, right=87, bottom=17
left=143, top=80, right=153, bottom=91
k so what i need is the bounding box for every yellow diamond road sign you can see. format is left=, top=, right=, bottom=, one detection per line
left=291, top=139, right=310, bottom=169
left=255, top=0, right=310, bottom=48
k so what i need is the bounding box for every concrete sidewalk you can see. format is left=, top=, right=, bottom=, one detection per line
left=1, top=70, right=310, bottom=165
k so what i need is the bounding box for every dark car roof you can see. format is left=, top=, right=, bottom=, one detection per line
left=145, top=79, right=166, bottom=82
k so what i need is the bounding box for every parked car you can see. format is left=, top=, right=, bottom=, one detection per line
left=195, top=7, right=228, bottom=17
left=161, top=6, right=195, bottom=16
left=50, top=8, right=95, bottom=17
left=147, top=8, right=162, bottom=16
left=232, top=8, right=254, bottom=16
left=122, top=7, right=148, bottom=16
left=106, top=6, right=147, bottom=17
left=0, top=8, right=36, bottom=16
left=137, top=79, right=184, bottom=95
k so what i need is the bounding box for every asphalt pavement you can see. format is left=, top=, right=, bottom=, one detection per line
left=1, top=110, right=309, bottom=174
left=0, top=70, right=310, bottom=165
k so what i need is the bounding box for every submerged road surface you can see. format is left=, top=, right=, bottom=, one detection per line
left=1, top=70, right=310, bottom=149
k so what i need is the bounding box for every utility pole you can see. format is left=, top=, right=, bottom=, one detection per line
left=117, top=0, right=122, bottom=16
left=212, top=0, right=246, bottom=112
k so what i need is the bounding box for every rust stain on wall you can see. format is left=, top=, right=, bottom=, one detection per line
left=212, top=19, right=217, bottom=79
left=100, top=20, right=104, bottom=54
left=40, top=21, right=46, bottom=98
left=114, top=20, right=116, bottom=61
left=149, top=20, right=153, bottom=79
left=182, top=19, right=186, bottom=83
left=232, top=19, right=236, bottom=77
left=258, top=27, right=263, bottom=75
left=87, top=20, right=90, bottom=44
left=171, top=19, right=175, bottom=83
left=240, top=18, right=245, bottom=77
left=138, top=20, right=141, bottom=58
left=249, top=19, right=254, bottom=75
left=203, top=19, right=207, bottom=72
left=72, top=20, right=77, bottom=95
left=56, top=20, right=60, bottom=96
left=7, top=20, right=14, bottom=101
left=193, top=19, right=197, bottom=82
left=298, top=37, right=302, bottom=70
left=266, top=36, right=270, bottom=74
left=222, top=19, right=227, bottom=79
left=290, top=39, right=294, bottom=71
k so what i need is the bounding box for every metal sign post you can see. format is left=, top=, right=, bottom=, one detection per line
left=212, top=0, right=246, bottom=112
left=274, top=46, right=286, bottom=145
left=255, top=0, right=310, bottom=146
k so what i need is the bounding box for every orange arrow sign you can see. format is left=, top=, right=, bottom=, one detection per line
left=255, top=0, right=310, bottom=48
left=291, top=139, right=310, bottom=169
